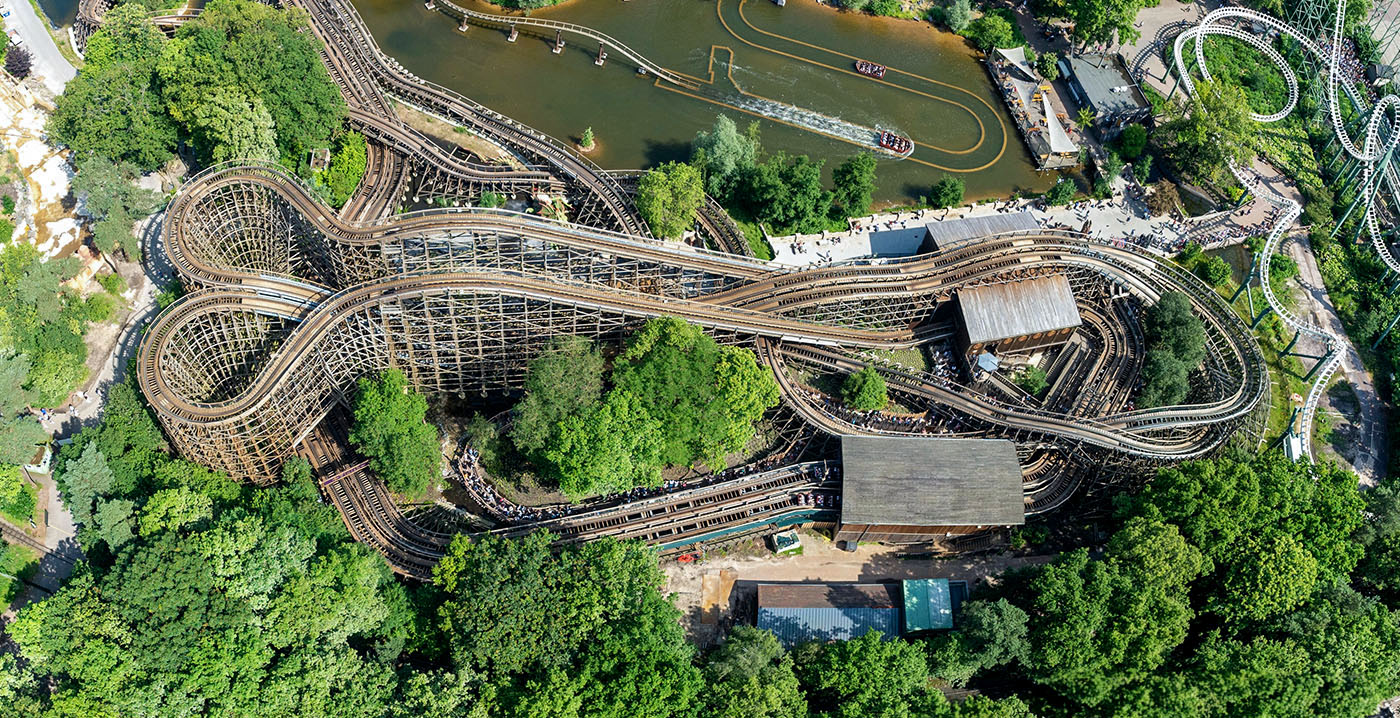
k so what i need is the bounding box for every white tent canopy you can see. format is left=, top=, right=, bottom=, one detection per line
left=995, top=47, right=1037, bottom=82
left=1040, top=94, right=1077, bottom=154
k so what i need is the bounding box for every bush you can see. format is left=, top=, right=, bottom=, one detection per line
left=963, top=13, right=1016, bottom=51
left=944, top=0, right=972, bottom=32
left=867, top=0, right=901, bottom=15
left=4, top=47, right=31, bottom=79
left=97, top=273, right=125, bottom=296
left=1045, top=178, right=1076, bottom=206
left=479, top=191, right=504, bottom=208
left=1, top=195, right=14, bottom=214
left=1119, top=124, right=1148, bottom=160
left=930, top=175, right=965, bottom=208
left=842, top=366, right=888, bottom=411
left=1200, top=255, right=1232, bottom=287
left=1014, top=365, right=1048, bottom=395
left=0, top=217, right=13, bottom=243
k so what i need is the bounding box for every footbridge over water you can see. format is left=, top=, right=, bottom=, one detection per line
left=427, top=0, right=701, bottom=90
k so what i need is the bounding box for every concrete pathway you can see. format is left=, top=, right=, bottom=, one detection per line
left=3, top=0, right=75, bottom=96
left=1284, top=233, right=1388, bottom=485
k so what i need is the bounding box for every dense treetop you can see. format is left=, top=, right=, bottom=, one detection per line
left=350, top=369, right=441, bottom=498
left=515, top=318, right=779, bottom=498
left=49, top=0, right=346, bottom=170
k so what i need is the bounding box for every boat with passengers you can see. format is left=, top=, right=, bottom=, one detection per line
left=855, top=60, right=886, bottom=79
left=878, top=131, right=912, bottom=155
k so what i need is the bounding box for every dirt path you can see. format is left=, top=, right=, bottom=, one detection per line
left=1283, top=234, right=1388, bottom=485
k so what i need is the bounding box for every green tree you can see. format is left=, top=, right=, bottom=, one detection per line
left=47, top=61, right=177, bottom=170
left=435, top=531, right=703, bottom=716
left=841, top=366, right=888, bottom=410
left=72, top=155, right=163, bottom=259
left=1158, top=79, right=1257, bottom=185
left=1123, top=452, right=1364, bottom=585
left=1019, top=518, right=1204, bottom=706
left=704, top=626, right=806, bottom=718
left=1036, top=51, right=1060, bottom=81
left=636, top=161, right=706, bottom=239
left=1145, top=291, right=1205, bottom=367
left=157, top=0, right=346, bottom=163
left=741, top=153, right=831, bottom=233
left=0, top=353, right=34, bottom=415
left=1119, top=123, right=1148, bottom=160
left=831, top=153, right=878, bottom=218
left=580, top=126, right=595, bottom=150
left=693, top=115, right=760, bottom=200
left=319, top=132, right=368, bottom=209
left=964, top=14, right=1016, bottom=51
left=1138, top=351, right=1189, bottom=408
left=796, top=630, right=944, bottom=718
left=511, top=336, right=605, bottom=458
left=931, top=175, right=965, bottom=208
left=612, top=317, right=779, bottom=471
left=1045, top=178, right=1076, bottom=206
left=0, top=414, right=45, bottom=465
left=944, top=0, right=972, bottom=32
left=349, top=369, right=441, bottom=497
left=543, top=389, right=664, bottom=497
left=1355, top=481, right=1400, bottom=604
left=188, top=88, right=279, bottom=164
left=1200, top=255, right=1232, bottom=287
left=139, top=486, right=215, bottom=536
left=929, top=598, right=1029, bottom=687
left=1214, top=534, right=1317, bottom=625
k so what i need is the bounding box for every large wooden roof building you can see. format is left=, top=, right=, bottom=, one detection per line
left=955, top=275, right=1082, bottom=362
left=835, top=436, right=1024, bottom=544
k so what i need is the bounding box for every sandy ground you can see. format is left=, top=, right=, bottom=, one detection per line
left=663, top=529, right=1053, bottom=646
left=394, top=103, right=523, bottom=168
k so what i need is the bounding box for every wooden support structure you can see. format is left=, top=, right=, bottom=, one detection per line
left=553, top=29, right=564, bottom=54
left=595, top=45, right=607, bottom=66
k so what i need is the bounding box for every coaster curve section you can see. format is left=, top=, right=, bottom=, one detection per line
left=1174, top=4, right=1398, bottom=457
left=138, top=163, right=1267, bottom=481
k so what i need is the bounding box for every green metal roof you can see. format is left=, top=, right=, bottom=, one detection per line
left=903, top=578, right=953, bottom=632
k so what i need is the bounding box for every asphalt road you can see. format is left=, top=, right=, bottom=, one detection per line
left=3, top=0, right=75, bottom=94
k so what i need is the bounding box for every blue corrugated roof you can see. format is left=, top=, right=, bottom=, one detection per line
left=757, top=607, right=899, bottom=647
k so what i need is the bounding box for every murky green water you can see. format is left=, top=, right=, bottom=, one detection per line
left=359, top=0, right=1056, bottom=204
left=37, top=0, right=77, bottom=27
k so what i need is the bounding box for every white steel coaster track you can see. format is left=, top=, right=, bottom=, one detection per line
left=1174, top=4, right=1400, bottom=459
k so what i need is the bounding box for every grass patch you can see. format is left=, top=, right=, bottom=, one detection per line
left=0, top=539, right=40, bottom=606
left=734, top=218, right=774, bottom=260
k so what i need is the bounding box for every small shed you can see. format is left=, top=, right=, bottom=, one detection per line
left=836, top=436, right=1025, bottom=544
left=956, top=275, right=1082, bottom=361
left=756, top=583, right=901, bottom=647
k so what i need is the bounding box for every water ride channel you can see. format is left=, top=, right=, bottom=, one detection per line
left=350, top=0, right=1057, bottom=205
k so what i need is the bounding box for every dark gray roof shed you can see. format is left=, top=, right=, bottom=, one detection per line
left=1066, top=54, right=1150, bottom=118
left=922, top=211, right=1039, bottom=251
left=839, top=436, right=1025, bottom=527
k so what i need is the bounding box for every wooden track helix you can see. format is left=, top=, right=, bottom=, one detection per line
left=138, top=163, right=1267, bottom=481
